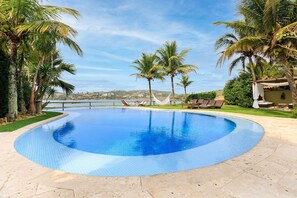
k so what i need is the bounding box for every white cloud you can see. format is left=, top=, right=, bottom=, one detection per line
left=45, top=0, right=237, bottom=93
left=76, top=65, right=122, bottom=71
left=96, top=51, right=133, bottom=62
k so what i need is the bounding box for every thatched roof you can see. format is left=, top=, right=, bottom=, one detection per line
left=256, top=77, right=297, bottom=83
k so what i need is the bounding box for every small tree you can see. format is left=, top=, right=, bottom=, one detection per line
left=131, top=53, right=164, bottom=105
left=177, top=75, right=193, bottom=95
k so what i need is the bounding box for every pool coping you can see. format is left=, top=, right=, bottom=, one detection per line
left=1, top=107, right=297, bottom=197
left=13, top=108, right=264, bottom=176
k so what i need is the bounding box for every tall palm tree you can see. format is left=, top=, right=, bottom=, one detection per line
left=215, top=33, right=248, bottom=74
left=131, top=53, right=164, bottom=105
left=238, top=0, right=297, bottom=107
left=156, top=41, right=197, bottom=104
left=214, top=21, right=264, bottom=83
left=0, top=0, right=82, bottom=120
left=177, top=75, right=193, bottom=95
left=215, top=0, right=297, bottom=109
left=260, top=0, right=297, bottom=108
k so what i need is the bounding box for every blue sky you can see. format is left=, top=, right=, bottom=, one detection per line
left=46, top=0, right=239, bottom=94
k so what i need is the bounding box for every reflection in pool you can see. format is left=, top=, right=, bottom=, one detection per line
left=53, top=109, right=236, bottom=156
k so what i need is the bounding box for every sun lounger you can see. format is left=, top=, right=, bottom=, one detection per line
left=199, top=100, right=215, bottom=108
left=182, top=99, right=197, bottom=108
left=258, top=100, right=274, bottom=108
left=121, top=100, right=130, bottom=106
left=138, top=101, right=147, bottom=106
left=213, top=100, right=224, bottom=108
left=191, top=100, right=209, bottom=109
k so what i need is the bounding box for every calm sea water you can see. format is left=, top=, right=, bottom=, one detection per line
left=45, top=100, right=125, bottom=108
left=45, top=100, right=181, bottom=109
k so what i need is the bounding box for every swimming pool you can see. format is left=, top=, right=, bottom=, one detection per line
left=14, top=108, right=264, bottom=176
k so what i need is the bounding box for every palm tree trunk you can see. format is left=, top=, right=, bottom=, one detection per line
left=7, top=41, right=18, bottom=121
left=184, top=86, right=187, bottom=95
left=283, top=66, right=297, bottom=108
left=29, top=72, right=37, bottom=115
left=248, top=57, right=257, bottom=83
left=148, top=79, right=152, bottom=105
left=18, top=53, right=26, bottom=113
left=170, top=75, right=175, bottom=104
left=29, top=58, right=44, bottom=114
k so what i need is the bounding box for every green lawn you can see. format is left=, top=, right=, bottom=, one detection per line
left=147, top=104, right=295, bottom=118
left=0, top=111, right=63, bottom=132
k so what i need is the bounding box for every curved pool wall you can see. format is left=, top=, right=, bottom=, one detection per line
left=14, top=108, right=264, bottom=176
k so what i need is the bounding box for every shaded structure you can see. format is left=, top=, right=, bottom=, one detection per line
left=253, top=77, right=297, bottom=108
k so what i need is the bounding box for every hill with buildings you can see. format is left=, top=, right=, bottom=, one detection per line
left=49, top=90, right=176, bottom=100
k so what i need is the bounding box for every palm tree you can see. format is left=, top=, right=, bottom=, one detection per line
left=0, top=0, right=82, bottom=120
left=259, top=1, right=297, bottom=108
left=215, top=33, right=250, bottom=74
left=215, top=0, right=297, bottom=109
left=177, top=75, right=193, bottom=95
left=131, top=53, right=164, bottom=105
left=214, top=21, right=265, bottom=83
left=35, top=50, right=76, bottom=113
left=156, top=41, right=197, bottom=104
left=238, top=0, right=297, bottom=107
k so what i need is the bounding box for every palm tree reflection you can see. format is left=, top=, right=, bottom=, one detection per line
left=53, top=122, right=76, bottom=148
left=134, top=111, right=194, bottom=155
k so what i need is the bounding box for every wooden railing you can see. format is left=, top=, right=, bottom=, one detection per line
left=47, top=101, right=116, bottom=111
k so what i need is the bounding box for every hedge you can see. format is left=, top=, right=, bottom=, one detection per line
left=185, top=91, right=216, bottom=102
left=223, top=72, right=253, bottom=108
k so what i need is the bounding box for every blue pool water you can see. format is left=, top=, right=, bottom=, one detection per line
left=53, top=109, right=236, bottom=156
left=14, top=108, right=264, bottom=176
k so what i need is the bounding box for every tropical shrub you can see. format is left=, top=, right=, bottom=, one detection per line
left=186, top=91, right=216, bottom=102
left=224, top=73, right=252, bottom=107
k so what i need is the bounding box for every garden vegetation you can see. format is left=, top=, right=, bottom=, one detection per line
left=0, top=0, right=82, bottom=121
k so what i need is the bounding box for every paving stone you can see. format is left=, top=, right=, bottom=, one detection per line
left=221, top=172, right=297, bottom=198
left=246, top=160, right=290, bottom=182
left=0, top=110, right=297, bottom=197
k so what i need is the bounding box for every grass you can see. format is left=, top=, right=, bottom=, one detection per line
left=0, top=111, right=63, bottom=132
left=147, top=104, right=295, bottom=118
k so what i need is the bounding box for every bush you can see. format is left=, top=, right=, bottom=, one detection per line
left=223, top=72, right=253, bottom=108
left=186, top=91, right=216, bottom=102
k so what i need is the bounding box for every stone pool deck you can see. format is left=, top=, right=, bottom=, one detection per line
left=0, top=109, right=297, bottom=198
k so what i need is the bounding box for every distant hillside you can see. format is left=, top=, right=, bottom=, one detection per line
left=49, top=90, right=173, bottom=100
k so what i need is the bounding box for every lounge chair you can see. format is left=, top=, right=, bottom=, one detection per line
left=184, top=99, right=205, bottom=108
left=121, top=100, right=130, bottom=106
left=196, top=99, right=204, bottom=106
left=213, top=100, right=224, bottom=108
left=191, top=100, right=209, bottom=109
left=258, top=100, right=274, bottom=108
left=182, top=99, right=197, bottom=108
left=138, top=101, right=147, bottom=106
left=199, top=100, right=215, bottom=108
